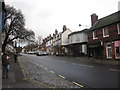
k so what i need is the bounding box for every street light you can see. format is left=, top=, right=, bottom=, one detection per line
left=79, top=24, right=90, bottom=28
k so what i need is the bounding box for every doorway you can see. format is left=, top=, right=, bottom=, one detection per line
left=106, top=43, right=112, bottom=59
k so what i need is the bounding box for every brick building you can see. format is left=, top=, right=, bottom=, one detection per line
left=87, top=11, right=120, bottom=60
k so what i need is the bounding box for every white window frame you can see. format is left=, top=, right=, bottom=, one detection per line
left=93, top=31, right=98, bottom=39
left=103, top=28, right=109, bottom=37
left=106, top=43, right=112, bottom=59
left=117, top=23, right=120, bottom=34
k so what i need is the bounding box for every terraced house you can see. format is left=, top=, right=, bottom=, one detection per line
left=87, top=11, right=120, bottom=60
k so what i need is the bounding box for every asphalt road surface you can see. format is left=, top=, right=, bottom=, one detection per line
left=22, top=54, right=119, bottom=88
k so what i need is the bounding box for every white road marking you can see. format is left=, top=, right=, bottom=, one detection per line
left=78, top=64, right=94, bottom=68
left=35, top=63, right=37, bottom=65
left=73, top=82, right=84, bottom=87
left=58, top=75, right=66, bottom=79
left=61, top=61, right=66, bottom=63
left=109, top=69, right=120, bottom=72
left=50, top=71, right=55, bottom=74
left=45, top=67, right=47, bottom=70
left=72, top=63, right=76, bottom=65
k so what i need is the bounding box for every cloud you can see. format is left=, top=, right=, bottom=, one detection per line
left=37, top=10, right=52, bottom=19
left=6, top=0, right=120, bottom=39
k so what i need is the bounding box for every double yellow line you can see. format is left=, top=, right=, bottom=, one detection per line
left=72, top=82, right=84, bottom=88
left=18, top=58, right=55, bottom=88
left=58, top=74, right=84, bottom=88
left=18, top=57, right=84, bottom=88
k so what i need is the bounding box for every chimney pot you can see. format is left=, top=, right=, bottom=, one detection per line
left=63, top=25, right=67, bottom=32
left=55, top=29, right=58, bottom=35
left=91, top=13, right=98, bottom=26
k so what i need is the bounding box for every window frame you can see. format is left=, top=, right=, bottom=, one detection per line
left=103, top=27, right=109, bottom=37
left=93, top=31, right=98, bottom=39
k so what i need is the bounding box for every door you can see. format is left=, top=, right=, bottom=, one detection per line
left=106, top=43, right=112, bottom=59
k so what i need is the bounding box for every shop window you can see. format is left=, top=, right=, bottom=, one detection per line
left=103, top=27, right=109, bottom=37
left=93, top=31, right=98, bottom=39
left=117, top=23, right=120, bottom=34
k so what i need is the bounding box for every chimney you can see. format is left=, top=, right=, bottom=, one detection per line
left=91, top=13, right=98, bottom=26
left=118, top=1, right=120, bottom=11
left=55, top=29, right=58, bottom=35
left=63, top=25, right=67, bottom=32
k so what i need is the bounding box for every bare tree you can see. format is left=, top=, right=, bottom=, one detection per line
left=2, top=5, right=35, bottom=53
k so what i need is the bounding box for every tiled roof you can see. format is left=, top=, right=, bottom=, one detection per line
left=89, top=11, right=120, bottom=31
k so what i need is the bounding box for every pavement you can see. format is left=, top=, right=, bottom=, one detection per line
left=75, top=56, right=120, bottom=66
left=2, top=54, right=119, bottom=89
left=2, top=54, right=42, bottom=89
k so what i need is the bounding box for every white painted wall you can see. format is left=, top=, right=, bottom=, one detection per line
left=82, top=44, right=87, bottom=54
left=69, top=32, right=88, bottom=44
left=68, top=30, right=88, bottom=55
left=61, top=29, right=72, bottom=45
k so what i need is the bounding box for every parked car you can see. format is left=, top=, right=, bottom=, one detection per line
left=36, top=51, right=48, bottom=56
left=36, top=51, right=43, bottom=56
left=43, top=51, right=49, bottom=56
left=27, top=51, right=35, bottom=54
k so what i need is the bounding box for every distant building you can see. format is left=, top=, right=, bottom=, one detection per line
left=87, top=11, right=120, bottom=59
left=52, top=29, right=59, bottom=55
left=46, top=34, right=53, bottom=54
left=60, top=25, right=72, bottom=55
left=67, top=29, right=88, bottom=56
left=45, top=25, right=72, bottom=56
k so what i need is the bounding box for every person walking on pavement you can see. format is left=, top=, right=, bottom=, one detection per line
left=2, top=52, right=10, bottom=78
left=14, top=53, right=17, bottom=63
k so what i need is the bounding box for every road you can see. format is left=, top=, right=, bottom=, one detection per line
left=20, top=54, right=119, bottom=88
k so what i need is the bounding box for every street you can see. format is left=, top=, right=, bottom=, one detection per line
left=19, top=54, right=119, bottom=88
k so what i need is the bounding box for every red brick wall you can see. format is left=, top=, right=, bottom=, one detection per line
left=111, top=42, right=115, bottom=59
left=87, top=23, right=120, bottom=59
left=88, top=23, right=119, bottom=43
left=103, top=42, right=106, bottom=59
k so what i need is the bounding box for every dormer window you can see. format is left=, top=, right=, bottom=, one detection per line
left=117, top=23, right=120, bottom=34
left=103, top=27, right=109, bottom=37
left=93, top=31, right=98, bottom=39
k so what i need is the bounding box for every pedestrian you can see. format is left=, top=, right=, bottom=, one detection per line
left=2, top=52, right=10, bottom=78
left=14, top=53, right=17, bottom=63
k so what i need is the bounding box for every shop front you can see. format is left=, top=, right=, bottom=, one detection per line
left=103, top=40, right=120, bottom=60
left=88, top=42, right=103, bottom=59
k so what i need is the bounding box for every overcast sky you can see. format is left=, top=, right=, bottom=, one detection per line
left=6, top=0, right=120, bottom=39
